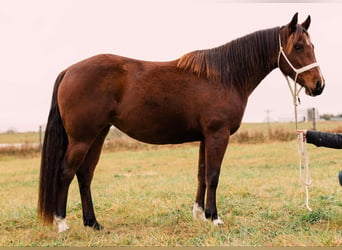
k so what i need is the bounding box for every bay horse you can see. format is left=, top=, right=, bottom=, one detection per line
left=38, top=13, right=325, bottom=232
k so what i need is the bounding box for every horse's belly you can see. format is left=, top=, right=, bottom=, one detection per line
left=112, top=117, right=202, bottom=145
left=117, top=128, right=202, bottom=144
left=128, top=132, right=202, bottom=145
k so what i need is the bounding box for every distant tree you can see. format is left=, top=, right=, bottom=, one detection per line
left=320, top=113, right=333, bottom=120
left=5, top=127, right=17, bottom=133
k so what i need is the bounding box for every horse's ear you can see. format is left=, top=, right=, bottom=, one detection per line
left=288, top=12, right=298, bottom=34
left=301, top=15, right=311, bottom=31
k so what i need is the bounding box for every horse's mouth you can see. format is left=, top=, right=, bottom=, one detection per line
left=305, top=87, right=314, bottom=96
left=305, top=84, right=325, bottom=97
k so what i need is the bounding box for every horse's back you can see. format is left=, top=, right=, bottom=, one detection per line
left=56, top=53, right=242, bottom=144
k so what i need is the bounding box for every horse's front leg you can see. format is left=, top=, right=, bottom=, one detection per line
left=204, top=130, right=229, bottom=226
left=193, top=141, right=206, bottom=220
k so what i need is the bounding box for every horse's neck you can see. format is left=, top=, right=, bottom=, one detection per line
left=230, top=29, right=279, bottom=97
left=246, top=55, right=278, bottom=95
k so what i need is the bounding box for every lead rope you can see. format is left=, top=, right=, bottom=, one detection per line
left=297, top=132, right=313, bottom=211
left=284, top=74, right=313, bottom=212
left=277, top=34, right=318, bottom=211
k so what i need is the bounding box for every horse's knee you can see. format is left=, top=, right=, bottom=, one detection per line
left=206, top=169, right=220, bottom=189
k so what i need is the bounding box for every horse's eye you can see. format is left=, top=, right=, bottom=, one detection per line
left=294, top=44, right=303, bottom=51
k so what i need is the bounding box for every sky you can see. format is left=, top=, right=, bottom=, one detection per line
left=1, top=0, right=342, bottom=132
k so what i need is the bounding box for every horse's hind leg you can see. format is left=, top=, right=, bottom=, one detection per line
left=55, top=140, right=92, bottom=232
left=76, top=126, right=110, bottom=230
left=193, top=141, right=206, bottom=220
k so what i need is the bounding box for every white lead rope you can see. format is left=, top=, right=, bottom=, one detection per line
left=297, top=132, right=313, bottom=211
left=277, top=34, right=319, bottom=211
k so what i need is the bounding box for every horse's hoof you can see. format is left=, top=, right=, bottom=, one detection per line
left=192, top=203, right=206, bottom=220
left=213, top=217, right=224, bottom=226
left=193, top=203, right=224, bottom=226
left=54, top=216, right=70, bottom=233
left=84, top=219, right=104, bottom=230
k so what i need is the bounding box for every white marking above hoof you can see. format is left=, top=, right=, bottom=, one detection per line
left=192, top=203, right=206, bottom=220
left=213, top=217, right=224, bottom=226
left=193, top=203, right=224, bottom=225
left=54, top=215, right=70, bottom=233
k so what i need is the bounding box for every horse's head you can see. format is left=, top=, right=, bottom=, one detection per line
left=278, top=13, right=325, bottom=96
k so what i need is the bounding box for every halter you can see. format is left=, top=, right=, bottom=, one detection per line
left=277, top=34, right=320, bottom=129
left=277, top=34, right=319, bottom=212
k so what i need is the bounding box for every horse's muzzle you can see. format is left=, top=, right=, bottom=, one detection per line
left=310, top=80, right=325, bottom=96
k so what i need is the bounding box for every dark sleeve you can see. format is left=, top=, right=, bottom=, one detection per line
left=306, top=130, right=342, bottom=149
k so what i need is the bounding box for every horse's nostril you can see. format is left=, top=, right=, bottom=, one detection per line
left=312, top=79, right=325, bottom=96
left=316, top=80, right=322, bottom=89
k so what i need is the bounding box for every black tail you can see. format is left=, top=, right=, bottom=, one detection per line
left=38, top=71, right=68, bottom=224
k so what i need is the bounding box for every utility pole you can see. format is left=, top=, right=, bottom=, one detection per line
left=265, top=109, right=272, bottom=136
left=265, top=109, right=271, bottom=125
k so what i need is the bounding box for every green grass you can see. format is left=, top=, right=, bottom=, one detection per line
left=0, top=141, right=341, bottom=246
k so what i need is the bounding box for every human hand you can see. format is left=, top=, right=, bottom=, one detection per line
left=297, top=129, right=307, bottom=140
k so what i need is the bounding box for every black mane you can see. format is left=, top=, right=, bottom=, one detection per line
left=177, top=27, right=280, bottom=91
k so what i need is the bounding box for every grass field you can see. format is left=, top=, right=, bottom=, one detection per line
left=0, top=122, right=341, bottom=246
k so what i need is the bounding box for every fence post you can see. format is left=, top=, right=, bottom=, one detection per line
left=312, top=108, right=316, bottom=131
